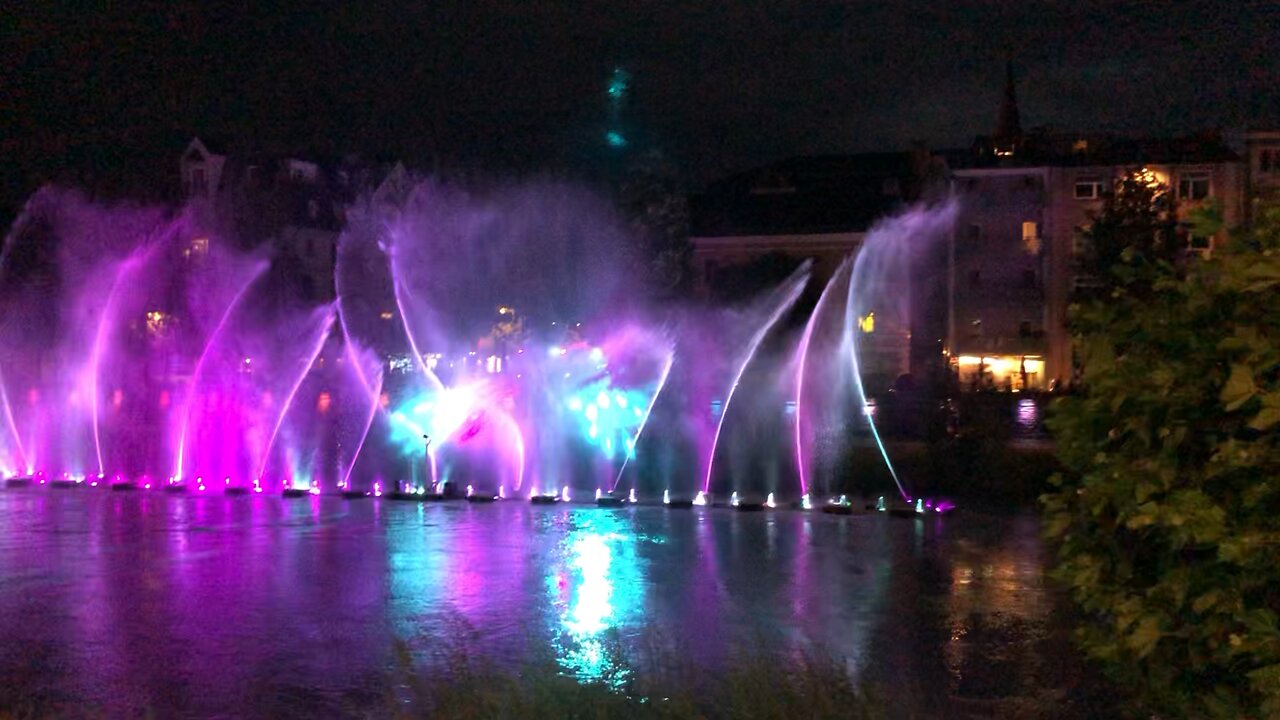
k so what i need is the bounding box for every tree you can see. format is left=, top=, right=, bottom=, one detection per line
left=1072, top=170, right=1181, bottom=302
left=1044, top=194, right=1280, bottom=718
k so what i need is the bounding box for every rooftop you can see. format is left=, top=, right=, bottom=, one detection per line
left=953, top=129, right=1239, bottom=170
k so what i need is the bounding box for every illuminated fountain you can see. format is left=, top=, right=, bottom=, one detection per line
left=0, top=182, right=956, bottom=515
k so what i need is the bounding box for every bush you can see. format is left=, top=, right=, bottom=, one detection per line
left=1043, top=195, right=1280, bottom=718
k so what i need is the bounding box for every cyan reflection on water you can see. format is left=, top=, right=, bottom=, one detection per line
left=547, top=511, right=649, bottom=683
left=0, top=490, right=1085, bottom=717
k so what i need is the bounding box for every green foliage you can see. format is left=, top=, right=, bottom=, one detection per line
left=1044, top=193, right=1280, bottom=718
left=1071, top=173, right=1181, bottom=301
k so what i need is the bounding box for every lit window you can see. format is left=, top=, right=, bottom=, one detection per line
left=858, top=312, right=875, bottom=333
left=379, top=310, right=394, bottom=320
left=1022, top=221, right=1040, bottom=254
left=1073, top=178, right=1102, bottom=199
left=1178, top=173, right=1211, bottom=201
left=145, top=311, right=169, bottom=337
left=190, top=237, right=209, bottom=256
left=1132, top=167, right=1166, bottom=189
left=1072, top=138, right=1088, bottom=153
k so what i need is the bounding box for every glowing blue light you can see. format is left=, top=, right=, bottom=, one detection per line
left=801, top=493, right=812, bottom=510
left=614, top=393, right=627, bottom=408
left=596, top=392, right=611, bottom=409
left=693, top=491, right=707, bottom=506
left=607, top=68, right=629, bottom=98
left=876, top=496, right=886, bottom=512
left=568, top=397, right=584, bottom=412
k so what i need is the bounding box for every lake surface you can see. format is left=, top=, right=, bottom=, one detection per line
left=0, top=489, right=1105, bottom=718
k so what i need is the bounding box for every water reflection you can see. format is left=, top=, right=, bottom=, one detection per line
left=548, top=511, right=645, bottom=683
left=0, top=492, right=1086, bottom=717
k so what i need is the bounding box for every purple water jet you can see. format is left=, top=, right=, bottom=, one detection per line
left=173, top=260, right=270, bottom=481
left=792, top=257, right=851, bottom=499
left=703, top=263, right=810, bottom=494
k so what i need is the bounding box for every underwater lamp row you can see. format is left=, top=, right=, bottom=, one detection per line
left=1, top=472, right=955, bottom=514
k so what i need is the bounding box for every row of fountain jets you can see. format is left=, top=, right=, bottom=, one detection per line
left=0, top=187, right=960, bottom=514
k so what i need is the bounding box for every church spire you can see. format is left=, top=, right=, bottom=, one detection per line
left=994, top=61, right=1021, bottom=156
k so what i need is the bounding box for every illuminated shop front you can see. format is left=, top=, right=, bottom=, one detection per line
left=952, top=354, right=1045, bottom=391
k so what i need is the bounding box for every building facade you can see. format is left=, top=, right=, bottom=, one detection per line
left=178, top=137, right=410, bottom=304
left=1245, top=128, right=1280, bottom=222
left=689, top=152, right=949, bottom=386
left=946, top=70, right=1246, bottom=390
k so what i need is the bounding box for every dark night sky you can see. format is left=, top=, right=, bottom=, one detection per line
left=3, top=1, right=1279, bottom=211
